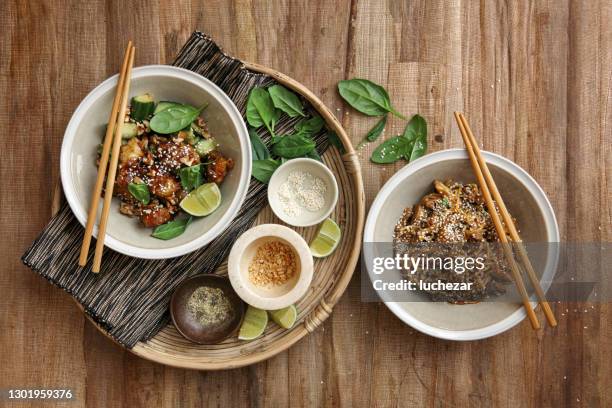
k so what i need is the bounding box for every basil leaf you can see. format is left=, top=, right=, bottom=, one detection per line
left=246, top=87, right=279, bottom=136
left=327, top=130, right=346, bottom=154
left=294, top=115, right=324, bottom=136
left=367, top=115, right=388, bottom=142
left=248, top=127, right=270, bottom=160
left=252, top=159, right=280, bottom=184
left=178, top=164, right=203, bottom=191
left=268, top=85, right=306, bottom=118
left=272, top=134, right=316, bottom=158
left=371, top=136, right=410, bottom=164
left=150, top=104, right=204, bottom=134
left=151, top=217, right=192, bottom=240
left=127, top=183, right=150, bottom=204
left=338, top=79, right=406, bottom=119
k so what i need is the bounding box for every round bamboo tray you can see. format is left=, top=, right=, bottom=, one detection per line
left=52, top=62, right=365, bottom=370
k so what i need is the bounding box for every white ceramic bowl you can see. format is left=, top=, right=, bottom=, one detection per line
left=267, top=158, right=339, bottom=227
left=60, top=65, right=251, bottom=259
left=363, top=149, right=560, bottom=340
left=227, top=224, right=314, bottom=310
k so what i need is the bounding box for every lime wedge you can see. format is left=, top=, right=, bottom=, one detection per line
left=180, top=182, right=221, bottom=216
left=238, top=306, right=268, bottom=340
left=269, top=305, right=297, bottom=329
left=309, top=218, right=341, bottom=258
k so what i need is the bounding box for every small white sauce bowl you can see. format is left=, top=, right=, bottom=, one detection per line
left=227, top=224, right=314, bottom=310
left=267, top=158, right=339, bottom=227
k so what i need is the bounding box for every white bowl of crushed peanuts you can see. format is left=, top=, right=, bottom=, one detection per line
left=227, top=224, right=314, bottom=310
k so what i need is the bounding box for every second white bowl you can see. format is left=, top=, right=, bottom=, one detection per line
left=363, top=149, right=560, bottom=340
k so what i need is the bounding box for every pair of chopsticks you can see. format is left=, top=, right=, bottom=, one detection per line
left=453, top=112, right=557, bottom=330
left=79, top=41, right=135, bottom=272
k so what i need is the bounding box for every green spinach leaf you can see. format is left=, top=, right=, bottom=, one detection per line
left=271, top=108, right=281, bottom=135
left=178, top=164, right=203, bottom=191
left=127, top=183, right=150, bottom=204
left=270, top=135, right=284, bottom=145
left=327, top=130, right=346, bottom=154
left=150, top=104, right=205, bottom=134
left=370, top=114, right=428, bottom=164
left=401, top=114, right=427, bottom=161
left=272, top=134, right=316, bottom=158
left=246, top=98, right=263, bottom=127
left=294, top=115, right=324, bottom=135
left=252, top=159, right=280, bottom=183
left=338, top=79, right=406, bottom=119
left=371, top=136, right=410, bottom=164
left=246, top=87, right=279, bottom=136
left=248, top=127, right=270, bottom=160
left=366, top=115, right=388, bottom=142
left=151, top=217, right=192, bottom=240
left=406, top=132, right=427, bottom=162
left=402, top=114, right=427, bottom=142
left=268, top=85, right=306, bottom=118
left=305, top=149, right=323, bottom=162
left=358, top=115, right=388, bottom=148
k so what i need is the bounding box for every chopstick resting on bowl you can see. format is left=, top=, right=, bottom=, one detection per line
left=454, top=113, right=557, bottom=328
left=454, top=112, right=556, bottom=330
left=78, top=42, right=135, bottom=272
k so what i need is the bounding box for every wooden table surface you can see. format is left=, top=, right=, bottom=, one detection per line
left=1, top=1, right=610, bottom=407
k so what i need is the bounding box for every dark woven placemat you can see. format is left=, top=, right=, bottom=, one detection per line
left=21, top=32, right=329, bottom=348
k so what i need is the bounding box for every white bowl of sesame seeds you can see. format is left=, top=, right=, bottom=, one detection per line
left=61, top=65, right=251, bottom=259
left=267, top=158, right=339, bottom=227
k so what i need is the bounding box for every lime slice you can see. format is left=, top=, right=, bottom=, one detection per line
left=180, top=182, right=221, bottom=216
left=309, top=218, right=341, bottom=258
left=238, top=306, right=268, bottom=340
left=269, top=305, right=297, bottom=329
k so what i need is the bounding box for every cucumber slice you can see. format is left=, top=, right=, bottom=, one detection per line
left=130, top=93, right=155, bottom=121
left=178, top=127, right=199, bottom=145
left=191, top=122, right=204, bottom=137
left=154, top=101, right=182, bottom=114
left=121, top=122, right=138, bottom=139
left=195, top=138, right=217, bottom=157
left=191, top=122, right=211, bottom=139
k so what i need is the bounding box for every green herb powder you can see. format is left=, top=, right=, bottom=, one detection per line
left=186, top=286, right=233, bottom=327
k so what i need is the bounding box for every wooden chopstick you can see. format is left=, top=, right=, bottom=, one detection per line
left=453, top=112, right=540, bottom=330
left=92, top=45, right=136, bottom=273
left=79, top=41, right=133, bottom=267
left=457, top=113, right=557, bottom=327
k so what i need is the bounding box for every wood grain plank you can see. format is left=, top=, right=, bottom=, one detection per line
left=0, top=1, right=106, bottom=406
